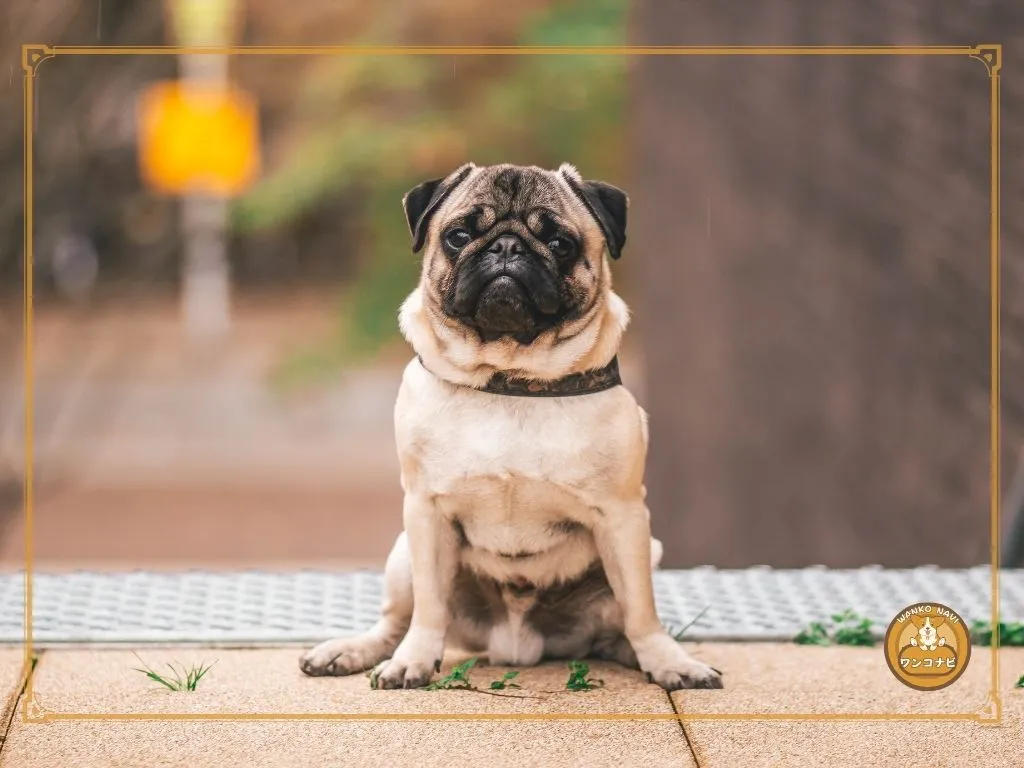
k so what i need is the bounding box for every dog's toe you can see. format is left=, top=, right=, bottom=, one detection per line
left=637, top=635, right=724, bottom=691
left=687, top=670, right=724, bottom=690
left=371, top=658, right=435, bottom=690
left=300, top=651, right=350, bottom=677
left=299, top=656, right=325, bottom=677
left=650, top=666, right=724, bottom=691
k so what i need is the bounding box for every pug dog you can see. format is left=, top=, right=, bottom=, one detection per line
left=300, top=162, right=723, bottom=691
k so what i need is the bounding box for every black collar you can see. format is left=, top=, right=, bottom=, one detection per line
left=417, top=355, right=622, bottom=397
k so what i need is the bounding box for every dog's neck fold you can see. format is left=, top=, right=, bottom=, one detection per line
left=399, top=284, right=630, bottom=390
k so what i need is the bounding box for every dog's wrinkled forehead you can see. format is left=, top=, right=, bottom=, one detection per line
left=442, top=165, right=578, bottom=225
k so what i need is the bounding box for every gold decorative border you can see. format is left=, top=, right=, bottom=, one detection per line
left=20, top=44, right=1002, bottom=724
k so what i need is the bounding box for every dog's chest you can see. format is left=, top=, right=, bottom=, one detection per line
left=396, top=361, right=643, bottom=524
left=405, top=403, right=606, bottom=581
left=401, top=393, right=609, bottom=502
left=441, top=474, right=600, bottom=585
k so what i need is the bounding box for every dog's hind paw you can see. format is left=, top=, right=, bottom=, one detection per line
left=300, top=634, right=394, bottom=677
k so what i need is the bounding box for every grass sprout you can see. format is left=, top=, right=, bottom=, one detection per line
left=666, top=605, right=712, bottom=642
left=132, top=653, right=216, bottom=692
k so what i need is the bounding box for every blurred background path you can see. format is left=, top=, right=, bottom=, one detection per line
left=2, top=292, right=406, bottom=569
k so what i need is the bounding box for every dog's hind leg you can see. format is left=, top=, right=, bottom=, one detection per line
left=591, top=631, right=640, bottom=669
left=300, top=532, right=414, bottom=677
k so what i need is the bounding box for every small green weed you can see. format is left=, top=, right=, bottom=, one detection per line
left=368, top=658, right=605, bottom=696
left=489, top=670, right=521, bottom=690
left=831, top=610, right=875, bottom=646
left=1015, top=674, right=1024, bottom=689
left=424, top=657, right=478, bottom=691
left=794, top=621, right=831, bottom=646
left=794, top=610, right=875, bottom=647
left=132, top=653, right=216, bottom=692
left=970, top=621, right=1024, bottom=647
left=565, top=660, right=604, bottom=691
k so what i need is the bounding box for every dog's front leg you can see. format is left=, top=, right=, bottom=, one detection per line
left=593, top=500, right=723, bottom=690
left=371, top=492, right=457, bottom=689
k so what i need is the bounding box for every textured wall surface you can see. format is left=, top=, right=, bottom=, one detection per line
left=630, top=1, right=1022, bottom=567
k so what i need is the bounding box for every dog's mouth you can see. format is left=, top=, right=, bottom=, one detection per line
left=448, top=270, right=564, bottom=344
left=472, top=275, right=543, bottom=341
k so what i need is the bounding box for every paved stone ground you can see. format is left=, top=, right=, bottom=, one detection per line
left=0, top=644, right=1020, bottom=767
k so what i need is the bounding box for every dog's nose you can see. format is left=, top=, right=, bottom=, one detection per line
left=486, top=235, right=526, bottom=258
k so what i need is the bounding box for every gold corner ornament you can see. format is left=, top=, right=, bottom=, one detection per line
left=21, top=692, right=50, bottom=723
left=884, top=603, right=972, bottom=691
left=970, top=45, right=1002, bottom=77
left=977, top=692, right=1003, bottom=724
left=21, top=45, right=55, bottom=77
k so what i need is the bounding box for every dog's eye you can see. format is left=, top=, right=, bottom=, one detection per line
left=444, top=229, right=472, bottom=250
left=548, top=238, right=574, bottom=257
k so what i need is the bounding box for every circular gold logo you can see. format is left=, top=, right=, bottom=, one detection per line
left=884, top=602, right=971, bottom=690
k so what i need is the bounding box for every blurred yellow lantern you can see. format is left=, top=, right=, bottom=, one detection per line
left=137, top=81, right=260, bottom=197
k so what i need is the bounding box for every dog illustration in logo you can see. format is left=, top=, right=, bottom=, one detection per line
left=909, top=615, right=946, bottom=651
left=897, top=615, right=957, bottom=676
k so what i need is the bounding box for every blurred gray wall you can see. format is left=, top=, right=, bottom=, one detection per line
left=630, top=1, right=1023, bottom=567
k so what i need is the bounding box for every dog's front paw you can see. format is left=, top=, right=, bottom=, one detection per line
left=370, top=656, right=439, bottom=690
left=634, top=633, right=724, bottom=691
left=369, top=631, right=445, bottom=690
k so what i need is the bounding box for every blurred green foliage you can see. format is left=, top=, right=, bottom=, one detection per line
left=233, top=0, right=628, bottom=390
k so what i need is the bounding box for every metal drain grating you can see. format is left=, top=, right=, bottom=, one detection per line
left=2, top=568, right=1021, bottom=645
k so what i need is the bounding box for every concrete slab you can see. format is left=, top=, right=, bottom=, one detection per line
left=8, top=644, right=1021, bottom=766
left=0, top=647, right=696, bottom=768
left=670, top=642, right=993, bottom=714
left=0, top=649, right=28, bottom=747
left=0, top=720, right=695, bottom=768
left=674, top=645, right=1024, bottom=768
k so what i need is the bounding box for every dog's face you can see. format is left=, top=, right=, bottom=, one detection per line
left=910, top=615, right=945, bottom=645
left=402, top=163, right=628, bottom=345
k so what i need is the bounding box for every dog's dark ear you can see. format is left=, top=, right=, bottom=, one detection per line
left=559, top=164, right=628, bottom=260
left=402, top=163, right=475, bottom=253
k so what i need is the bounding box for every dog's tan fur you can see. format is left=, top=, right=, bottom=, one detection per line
left=300, top=163, right=723, bottom=690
